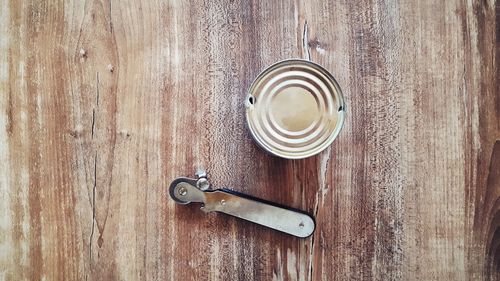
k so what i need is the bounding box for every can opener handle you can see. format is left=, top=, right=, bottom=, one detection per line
left=169, top=173, right=315, bottom=238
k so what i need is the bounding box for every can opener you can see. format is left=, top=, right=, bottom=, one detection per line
left=169, top=171, right=315, bottom=238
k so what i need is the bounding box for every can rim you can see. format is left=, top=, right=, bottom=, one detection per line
left=245, top=59, right=346, bottom=159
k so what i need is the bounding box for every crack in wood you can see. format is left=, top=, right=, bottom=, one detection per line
left=302, top=18, right=319, bottom=281
left=109, top=0, right=113, bottom=34
left=89, top=70, right=101, bottom=268
left=91, top=109, right=95, bottom=138
left=302, top=21, right=311, bottom=61
left=308, top=191, right=320, bottom=281
left=91, top=72, right=99, bottom=139
left=89, top=152, right=97, bottom=268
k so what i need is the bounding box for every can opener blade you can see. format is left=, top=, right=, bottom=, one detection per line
left=169, top=172, right=315, bottom=238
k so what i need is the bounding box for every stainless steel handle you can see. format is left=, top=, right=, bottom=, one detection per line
left=169, top=178, right=315, bottom=238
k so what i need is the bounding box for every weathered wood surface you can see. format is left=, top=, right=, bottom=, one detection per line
left=0, top=0, right=498, bottom=280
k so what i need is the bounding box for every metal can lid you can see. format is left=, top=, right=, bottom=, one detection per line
left=245, top=59, right=345, bottom=159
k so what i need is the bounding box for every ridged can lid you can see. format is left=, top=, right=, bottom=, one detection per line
left=245, top=59, right=345, bottom=159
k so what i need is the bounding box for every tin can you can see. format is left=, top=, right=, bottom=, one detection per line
left=245, top=59, right=345, bottom=159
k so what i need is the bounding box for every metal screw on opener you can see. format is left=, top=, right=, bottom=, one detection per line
left=169, top=172, right=315, bottom=238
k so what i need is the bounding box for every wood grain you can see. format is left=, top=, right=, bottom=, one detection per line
left=0, top=0, right=498, bottom=280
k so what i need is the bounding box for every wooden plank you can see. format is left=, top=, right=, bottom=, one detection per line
left=0, top=0, right=498, bottom=280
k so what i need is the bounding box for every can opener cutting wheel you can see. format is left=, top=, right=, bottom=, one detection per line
left=169, top=172, right=315, bottom=238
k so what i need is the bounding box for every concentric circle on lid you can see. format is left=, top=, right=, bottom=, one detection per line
left=245, top=59, right=345, bottom=159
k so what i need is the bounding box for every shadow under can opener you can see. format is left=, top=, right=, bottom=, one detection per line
left=169, top=171, right=315, bottom=238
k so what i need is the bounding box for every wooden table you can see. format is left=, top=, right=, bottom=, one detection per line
left=0, top=1, right=498, bottom=280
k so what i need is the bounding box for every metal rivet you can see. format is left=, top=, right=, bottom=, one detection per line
left=178, top=187, right=187, bottom=196
left=220, top=199, right=226, bottom=205
left=299, top=222, right=304, bottom=228
left=196, top=178, right=210, bottom=191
